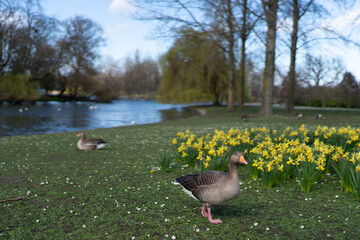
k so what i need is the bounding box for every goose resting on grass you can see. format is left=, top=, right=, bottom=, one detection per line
left=175, top=151, right=248, bottom=224
left=76, top=132, right=108, bottom=151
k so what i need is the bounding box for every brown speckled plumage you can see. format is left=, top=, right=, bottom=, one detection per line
left=76, top=132, right=108, bottom=151
left=175, top=151, right=247, bottom=224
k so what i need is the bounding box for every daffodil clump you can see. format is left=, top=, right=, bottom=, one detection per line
left=171, top=125, right=360, bottom=197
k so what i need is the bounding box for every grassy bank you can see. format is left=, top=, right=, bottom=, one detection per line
left=1, top=106, right=360, bottom=239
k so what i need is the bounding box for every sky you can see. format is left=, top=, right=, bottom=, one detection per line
left=42, top=0, right=360, bottom=80
left=42, top=0, right=172, bottom=63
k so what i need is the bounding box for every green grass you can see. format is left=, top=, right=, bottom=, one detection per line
left=1, top=106, right=360, bottom=239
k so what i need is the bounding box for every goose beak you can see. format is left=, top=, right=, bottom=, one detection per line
left=240, top=156, right=248, bottom=165
left=76, top=133, right=81, bottom=137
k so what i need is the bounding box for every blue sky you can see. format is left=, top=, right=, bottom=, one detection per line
left=42, top=0, right=171, bottom=62
left=42, top=0, right=360, bottom=80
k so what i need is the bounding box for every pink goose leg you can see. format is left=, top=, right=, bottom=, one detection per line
left=200, top=205, right=211, bottom=217
left=206, top=207, right=223, bottom=224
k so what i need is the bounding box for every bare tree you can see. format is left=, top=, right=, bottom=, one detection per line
left=134, top=0, right=248, bottom=111
left=248, top=66, right=263, bottom=102
left=84, top=72, right=121, bottom=102
left=300, top=55, right=344, bottom=107
left=0, top=0, right=47, bottom=75
left=259, top=0, right=278, bottom=116
left=0, top=0, right=112, bottom=102
left=0, top=0, right=19, bottom=75
left=283, top=0, right=359, bottom=112
left=338, top=72, right=359, bottom=108
left=60, top=16, right=105, bottom=97
left=30, top=44, right=57, bottom=94
left=285, top=0, right=316, bottom=112
left=235, top=0, right=261, bottom=108
left=119, top=51, right=160, bottom=97
left=224, top=0, right=236, bottom=111
left=8, top=0, right=47, bottom=74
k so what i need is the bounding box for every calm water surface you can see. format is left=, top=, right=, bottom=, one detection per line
left=0, top=100, right=198, bottom=137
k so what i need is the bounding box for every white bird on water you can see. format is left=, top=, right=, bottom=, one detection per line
left=89, top=105, right=98, bottom=110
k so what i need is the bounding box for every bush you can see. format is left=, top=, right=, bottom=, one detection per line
left=326, top=100, right=337, bottom=108
left=0, top=74, right=40, bottom=103
left=309, top=99, right=322, bottom=107
left=334, top=98, right=347, bottom=108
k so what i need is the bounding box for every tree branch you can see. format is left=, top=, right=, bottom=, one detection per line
left=0, top=197, right=24, bottom=203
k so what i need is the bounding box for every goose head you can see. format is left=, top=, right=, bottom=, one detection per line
left=76, top=132, right=85, bottom=137
left=231, top=151, right=248, bottom=165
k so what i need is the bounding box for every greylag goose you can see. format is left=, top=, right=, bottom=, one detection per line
left=76, top=132, right=108, bottom=150
left=175, top=151, right=248, bottom=224
left=296, top=113, right=304, bottom=119
left=241, top=115, right=248, bottom=121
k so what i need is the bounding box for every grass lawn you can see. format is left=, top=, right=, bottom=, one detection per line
left=1, top=105, right=360, bottom=239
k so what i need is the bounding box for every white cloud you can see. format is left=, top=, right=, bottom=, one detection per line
left=322, top=7, right=360, bottom=33
left=108, top=0, right=136, bottom=15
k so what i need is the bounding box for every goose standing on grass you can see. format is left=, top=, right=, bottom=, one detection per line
left=316, top=114, right=323, bottom=119
left=76, top=132, right=108, bottom=150
left=175, top=151, right=248, bottom=224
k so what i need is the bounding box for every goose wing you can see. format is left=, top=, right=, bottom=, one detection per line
left=85, top=138, right=106, bottom=146
left=176, top=171, right=227, bottom=192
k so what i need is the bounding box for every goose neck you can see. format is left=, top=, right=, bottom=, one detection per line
left=228, top=163, right=239, bottom=180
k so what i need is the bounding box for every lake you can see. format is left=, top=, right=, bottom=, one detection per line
left=0, top=99, right=199, bottom=137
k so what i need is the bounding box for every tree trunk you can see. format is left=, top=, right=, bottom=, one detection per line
left=286, top=0, right=299, bottom=112
left=0, top=32, right=2, bottom=75
left=347, top=97, right=352, bottom=108
left=227, top=51, right=235, bottom=112
left=320, top=86, right=326, bottom=107
left=73, top=69, right=80, bottom=97
left=226, top=0, right=235, bottom=112
left=238, top=0, right=248, bottom=109
left=238, top=41, right=246, bottom=108
left=259, top=0, right=278, bottom=116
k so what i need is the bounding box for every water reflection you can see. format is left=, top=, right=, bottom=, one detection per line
left=160, top=107, right=198, bottom=121
left=0, top=100, right=198, bottom=137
